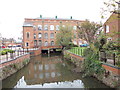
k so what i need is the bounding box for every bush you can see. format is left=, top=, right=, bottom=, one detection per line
left=0, top=49, right=15, bottom=55
left=0, top=50, right=8, bottom=55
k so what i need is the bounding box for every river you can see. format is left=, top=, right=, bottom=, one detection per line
left=2, top=53, right=110, bottom=88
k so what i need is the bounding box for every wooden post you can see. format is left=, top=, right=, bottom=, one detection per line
left=113, top=53, right=115, bottom=65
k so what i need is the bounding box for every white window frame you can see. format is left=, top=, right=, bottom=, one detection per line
left=73, top=26, right=77, bottom=30
left=38, top=25, right=42, bottom=30
left=106, top=25, right=109, bottom=33
left=38, top=33, right=42, bottom=39
left=56, top=25, right=59, bottom=30
left=44, top=25, right=48, bottom=30
left=50, top=33, right=54, bottom=39
left=50, top=25, right=54, bottom=30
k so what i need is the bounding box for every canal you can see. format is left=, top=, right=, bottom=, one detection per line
left=2, top=53, right=110, bottom=88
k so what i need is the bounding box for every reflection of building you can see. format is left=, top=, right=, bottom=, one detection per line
left=24, top=55, right=77, bottom=85
left=103, top=11, right=120, bottom=41
left=23, top=16, right=85, bottom=49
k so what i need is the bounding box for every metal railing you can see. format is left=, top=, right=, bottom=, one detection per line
left=0, top=49, right=29, bottom=64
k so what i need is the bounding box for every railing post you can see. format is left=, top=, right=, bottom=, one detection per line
left=6, top=53, right=8, bottom=61
left=23, top=48, right=24, bottom=54
left=113, top=53, right=115, bottom=65
left=27, top=48, right=28, bottom=53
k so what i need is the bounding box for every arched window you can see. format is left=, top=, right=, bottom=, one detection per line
left=34, top=40, right=37, bottom=47
left=51, top=41, right=54, bottom=46
left=56, top=25, right=59, bottom=30
left=50, top=33, right=54, bottom=39
left=38, top=40, right=42, bottom=46
left=44, top=33, right=48, bottom=39
left=44, top=41, right=48, bottom=46
left=38, top=25, right=42, bottom=30
left=38, top=33, right=42, bottom=39
left=50, top=25, right=54, bottom=30
left=26, top=32, right=30, bottom=39
left=44, top=25, right=48, bottom=30
left=34, top=33, right=36, bottom=39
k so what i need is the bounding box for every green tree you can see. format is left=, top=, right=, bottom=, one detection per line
left=56, top=25, right=73, bottom=50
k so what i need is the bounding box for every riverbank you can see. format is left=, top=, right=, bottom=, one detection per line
left=63, top=50, right=120, bottom=88
left=0, top=53, right=30, bottom=81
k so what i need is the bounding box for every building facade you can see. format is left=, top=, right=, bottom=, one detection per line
left=103, top=12, right=120, bottom=41
left=23, top=16, right=84, bottom=49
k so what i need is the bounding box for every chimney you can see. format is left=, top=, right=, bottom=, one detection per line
left=70, top=16, right=72, bottom=19
left=55, top=16, right=57, bottom=19
left=40, top=15, right=42, bottom=18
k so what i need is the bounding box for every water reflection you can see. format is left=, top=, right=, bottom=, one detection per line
left=2, top=53, right=110, bottom=88
left=15, top=76, right=84, bottom=88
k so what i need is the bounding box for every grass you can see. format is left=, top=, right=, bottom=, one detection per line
left=68, top=47, right=86, bottom=56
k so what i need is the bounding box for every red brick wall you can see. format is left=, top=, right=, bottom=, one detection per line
left=102, top=64, right=120, bottom=75
left=0, top=54, right=30, bottom=68
left=23, top=18, right=85, bottom=48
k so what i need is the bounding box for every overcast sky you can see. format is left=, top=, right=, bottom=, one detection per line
left=0, top=0, right=108, bottom=40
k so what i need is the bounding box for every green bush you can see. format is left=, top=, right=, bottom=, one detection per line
left=0, top=49, right=15, bottom=55
left=0, top=50, right=8, bottom=55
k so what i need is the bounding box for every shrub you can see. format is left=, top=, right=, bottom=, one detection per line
left=0, top=50, right=8, bottom=55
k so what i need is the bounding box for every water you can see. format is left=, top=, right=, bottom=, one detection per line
left=2, top=53, right=109, bottom=88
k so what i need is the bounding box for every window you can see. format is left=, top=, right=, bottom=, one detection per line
left=44, top=33, right=48, bottom=39
left=50, top=33, right=54, bottom=39
left=38, top=40, right=42, bottom=46
left=50, top=25, right=54, bottom=30
left=34, top=33, right=36, bottom=39
left=73, top=26, right=77, bottom=30
left=26, top=42, right=29, bottom=47
left=106, top=25, right=109, bottom=33
left=56, top=25, right=59, bottom=30
left=34, top=40, right=37, bottom=47
left=44, top=41, right=48, bottom=46
left=26, top=32, right=30, bottom=39
left=44, top=25, right=48, bottom=30
left=51, top=41, right=54, bottom=46
left=38, top=25, right=42, bottom=30
left=38, top=33, right=42, bottom=39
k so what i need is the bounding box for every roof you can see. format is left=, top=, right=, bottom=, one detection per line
left=23, top=22, right=33, bottom=27
left=25, top=17, right=84, bottom=21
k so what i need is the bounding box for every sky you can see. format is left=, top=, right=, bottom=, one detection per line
left=0, top=0, right=108, bottom=40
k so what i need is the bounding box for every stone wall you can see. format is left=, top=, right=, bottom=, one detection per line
left=0, top=54, right=30, bottom=80
left=63, top=50, right=120, bottom=88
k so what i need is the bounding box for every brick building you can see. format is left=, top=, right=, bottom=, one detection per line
left=23, top=16, right=84, bottom=49
left=103, top=11, right=120, bottom=41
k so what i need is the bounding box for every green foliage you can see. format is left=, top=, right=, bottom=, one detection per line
left=64, top=53, right=71, bottom=60
left=0, top=49, right=15, bottom=55
left=56, top=25, right=73, bottom=49
left=23, top=59, right=29, bottom=65
left=83, top=48, right=105, bottom=77
left=0, top=50, right=8, bottom=55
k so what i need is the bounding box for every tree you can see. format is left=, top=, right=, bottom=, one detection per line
left=56, top=25, right=73, bottom=50
left=77, top=20, right=102, bottom=44
left=101, top=0, right=120, bottom=19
